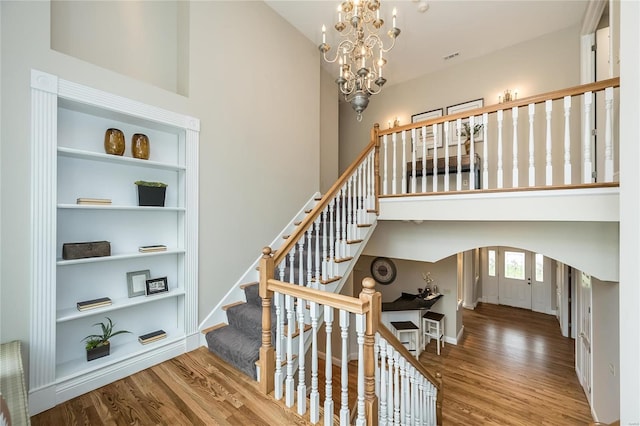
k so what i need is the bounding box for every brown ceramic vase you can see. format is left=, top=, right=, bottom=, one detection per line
left=104, top=128, right=125, bottom=156
left=131, top=133, right=150, bottom=160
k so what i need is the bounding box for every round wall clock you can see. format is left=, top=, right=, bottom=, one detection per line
left=370, top=257, right=397, bottom=285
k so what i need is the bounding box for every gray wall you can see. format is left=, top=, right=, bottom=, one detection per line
left=0, top=1, right=337, bottom=375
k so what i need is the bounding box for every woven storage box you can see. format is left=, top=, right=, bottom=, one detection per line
left=62, top=241, right=111, bottom=260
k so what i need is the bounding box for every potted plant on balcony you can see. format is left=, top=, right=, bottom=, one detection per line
left=460, top=122, right=483, bottom=154
left=83, top=317, right=131, bottom=361
left=134, top=180, right=167, bottom=207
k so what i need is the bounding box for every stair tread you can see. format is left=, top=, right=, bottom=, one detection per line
left=239, top=282, right=258, bottom=290
left=222, top=301, right=245, bottom=311
left=206, top=325, right=261, bottom=378
left=201, top=323, right=226, bottom=335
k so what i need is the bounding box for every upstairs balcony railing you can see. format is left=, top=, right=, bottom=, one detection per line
left=377, top=77, right=620, bottom=196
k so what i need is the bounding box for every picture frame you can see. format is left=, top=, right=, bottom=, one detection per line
left=145, top=276, right=169, bottom=295
left=446, top=98, right=484, bottom=145
left=411, top=108, right=443, bottom=150
left=127, top=269, right=150, bottom=298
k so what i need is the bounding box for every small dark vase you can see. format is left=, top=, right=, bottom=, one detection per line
left=131, top=133, right=150, bottom=160
left=104, top=128, right=125, bottom=156
left=86, top=342, right=110, bottom=362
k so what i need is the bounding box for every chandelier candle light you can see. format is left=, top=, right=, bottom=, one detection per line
left=319, top=0, right=401, bottom=121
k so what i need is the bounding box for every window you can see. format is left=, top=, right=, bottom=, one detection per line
left=535, top=253, right=544, bottom=282
left=504, top=251, right=525, bottom=280
left=488, top=249, right=496, bottom=276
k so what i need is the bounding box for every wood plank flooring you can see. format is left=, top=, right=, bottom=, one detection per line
left=419, top=302, right=593, bottom=425
left=32, top=303, right=593, bottom=425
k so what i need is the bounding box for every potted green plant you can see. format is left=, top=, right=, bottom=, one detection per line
left=134, top=180, right=168, bottom=207
left=83, top=317, right=131, bottom=361
left=460, top=122, right=483, bottom=154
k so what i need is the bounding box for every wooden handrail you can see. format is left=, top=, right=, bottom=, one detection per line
left=267, top=279, right=370, bottom=315
left=377, top=323, right=441, bottom=388
left=273, top=138, right=377, bottom=266
left=378, top=77, right=620, bottom=136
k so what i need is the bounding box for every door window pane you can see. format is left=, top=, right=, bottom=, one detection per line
left=535, top=253, right=544, bottom=282
left=488, top=250, right=496, bottom=276
left=504, top=251, right=525, bottom=280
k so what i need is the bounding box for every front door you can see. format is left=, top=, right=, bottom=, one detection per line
left=498, top=248, right=532, bottom=309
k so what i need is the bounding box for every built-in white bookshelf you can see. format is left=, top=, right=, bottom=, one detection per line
left=29, top=70, right=200, bottom=414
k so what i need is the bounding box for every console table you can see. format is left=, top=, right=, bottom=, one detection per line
left=406, top=153, right=481, bottom=192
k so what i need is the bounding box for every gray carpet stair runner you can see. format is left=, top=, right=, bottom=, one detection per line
left=206, top=204, right=367, bottom=379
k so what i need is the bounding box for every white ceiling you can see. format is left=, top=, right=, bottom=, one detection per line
left=265, top=0, right=589, bottom=87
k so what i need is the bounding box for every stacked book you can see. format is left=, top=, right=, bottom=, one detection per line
left=138, top=329, right=167, bottom=345
left=77, top=297, right=112, bottom=311
left=138, top=245, right=167, bottom=253
left=76, top=198, right=112, bottom=205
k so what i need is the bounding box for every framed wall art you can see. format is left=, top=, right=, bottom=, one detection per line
left=446, top=98, right=484, bottom=145
left=411, top=108, right=443, bottom=151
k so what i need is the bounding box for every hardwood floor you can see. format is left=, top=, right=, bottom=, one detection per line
left=32, top=303, right=592, bottom=425
left=420, top=303, right=593, bottom=425
left=31, top=348, right=312, bottom=426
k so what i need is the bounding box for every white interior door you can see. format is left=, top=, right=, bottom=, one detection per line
left=577, top=272, right=593, bottom=403
left=498, top=248, right=532, bottom=309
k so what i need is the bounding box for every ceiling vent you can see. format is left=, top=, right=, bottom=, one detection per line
left=443, top=52, right=460, bottom=61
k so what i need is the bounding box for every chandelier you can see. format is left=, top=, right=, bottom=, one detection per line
left=319, top=0, right=401, bottom=121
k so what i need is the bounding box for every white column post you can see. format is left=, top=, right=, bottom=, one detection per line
left=512, top=106, right=519, bottom=188
left=545, top=100, right=553, bottom=185
left=564, top=95, right=572, bottom=184
left=528, top=103, right=536, bottom=186
left=583, top=91, right=594, bottom=183
left=497, top=110, right=504, bottom=188
left=604, top=87, right=614, bottom=182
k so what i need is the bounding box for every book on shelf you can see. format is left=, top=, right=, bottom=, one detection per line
left=138, top=329, right=167, bottom=344
left=138, top=245, right=167, bottom=253
left=77, top=297, right=112, bottom=311
left=76, top=198, right=112, bottom=205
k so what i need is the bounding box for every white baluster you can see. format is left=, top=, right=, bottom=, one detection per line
left=583, top=91, right=593, bottom=183
left=278, top=259, right=285, bottom=281
left=274, top=291, right=284, bottom=400
left=310, top=302, right=320, bottom=423
left=328, top=199, right=336, bottom=276
left=401, top=130, right=407, bottom=194
left=512, top=106, right=519, bottom=188
left=545, top=100, right=553, bottom=185
left=444, top=121, right=450, bottom=192
left=379, top=338, right=388, bottom=426
left=288, top=246, right=296, bottom=284
left=432, top=124, right=438, bottom=193
left=383, top=134, right=388, bottom=195
left=604, top=87, right=614, bottom=182
left=399, top=357, right=407, bottom=425
left=469, top=115, right=476, bottom=190
left=338, top=187, right=346, bottom=259
left=307, top=226, right=313, bottom=288
left=497, top=110, right=504, bottom=189
left=315, top=216, right=320, bottom=289
left=392, top=132, right=397, bottom=195
left=285, top=294, right=295, bottom=407
left=528, top=103, right=536, bottom=187
left=298, top=238, right=305, bottom=286
left=417, top=375, right=424, bottom=426
left=321, top=208, right=328, bottom=282
left=393, top=352, right=401, bottom=426
left=324, top=306, right=334, bottom=426
left=422, top=125, right=428, bottom=192
left=482, top=113, right=489, bottom=190
left=374, top=334, right=380, bottom=398
left=563, top=95, right=572, bottom=184
left=410, top=366, right=416, bottom=426
left=297, top=294, right=306, bottom=415
left=357, top=164, right=363, bottom=226
left=369, top=150, right=376, bottom=210
left=355, top=314, right=366, bottom=426
left=339, top=310, right=350, bottom=425
left=411, top=128, right=417, bottom=194
left=456, top=118, right=462, bottom=191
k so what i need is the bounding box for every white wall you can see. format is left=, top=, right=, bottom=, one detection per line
left=618, top=0, right=640, bottom=421
left=339, top=25, right=581, bottom=172
left=364, top=220, right=618, bottom=283
left=591, top=278, right=620, bottom=423
left=0, top=0, right=328, bottom=381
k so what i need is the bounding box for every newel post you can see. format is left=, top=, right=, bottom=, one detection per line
left=360, top=277, right=380, bottom=425
left=259, top=247, right=275, bottom=394
left=372, top=123, right=381, bottom=215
